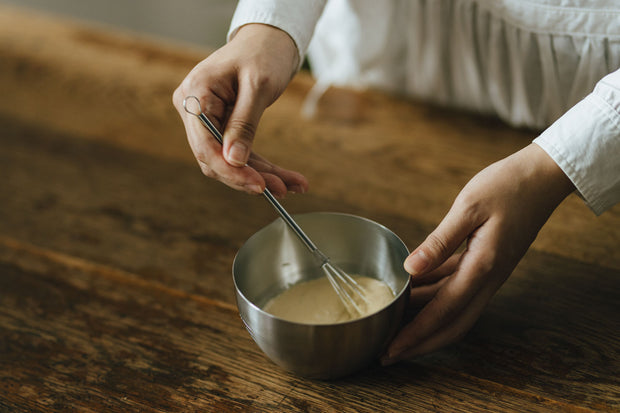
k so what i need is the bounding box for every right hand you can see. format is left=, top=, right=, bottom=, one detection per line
left=381, top=143, right=575, bottom=364
left=172, top=24, right=309, bottom=197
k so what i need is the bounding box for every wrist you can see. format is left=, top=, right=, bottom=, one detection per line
left=232, top=23, right=300, bottom=78
left=519, top=143, right=576, bottom=207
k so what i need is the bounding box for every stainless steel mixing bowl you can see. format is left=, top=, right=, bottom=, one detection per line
left=233, top=212, right=411, bottom=379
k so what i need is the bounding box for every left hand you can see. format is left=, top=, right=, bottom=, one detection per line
left=381, top=143, right=575, bottom=365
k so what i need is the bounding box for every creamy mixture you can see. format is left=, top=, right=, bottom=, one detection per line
left=262, top=275, right=394, bottom=324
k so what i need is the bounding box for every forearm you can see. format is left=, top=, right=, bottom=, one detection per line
left=518, top=143, right=576, bottom=213
left=533, top=68, right=620, bottom=215
left=230, top=23, right=300, bottom=82
left=228, top=0, right=327, bottom=70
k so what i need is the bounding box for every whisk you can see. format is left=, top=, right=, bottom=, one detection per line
left=183, top=95, right=369, bottom=316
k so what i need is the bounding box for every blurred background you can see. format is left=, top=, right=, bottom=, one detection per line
left=0, top=0, right=236, bottom=48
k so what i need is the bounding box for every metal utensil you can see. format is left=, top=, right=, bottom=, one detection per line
left=233, top=212, right=411, bottom=379
left=183, top=95, right=368, bottom=316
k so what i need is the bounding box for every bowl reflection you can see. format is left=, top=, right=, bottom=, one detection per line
left=233, top=212, right=410, bottom=379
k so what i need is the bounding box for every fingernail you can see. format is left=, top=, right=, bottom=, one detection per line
left=244, top=184, right=263, bottom=194
left=227, top=141, right=248, bottom=166
left=380, top=353, right=400, bottom=366
left=404, top=249, right=429, bottom=275
left=289, top=184, right=306, bottom=194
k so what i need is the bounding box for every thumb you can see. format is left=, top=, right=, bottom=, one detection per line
left=404, top=209, right=477, bottom=276
left=222, top=80, right=268, bottom=167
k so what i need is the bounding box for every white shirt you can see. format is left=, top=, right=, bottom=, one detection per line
left=229, top=0, right=620, bottom=215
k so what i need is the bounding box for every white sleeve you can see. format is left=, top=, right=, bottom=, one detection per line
left=227, top=0, right=327, bottom=67
left=534, top=68, right=620, bottom=215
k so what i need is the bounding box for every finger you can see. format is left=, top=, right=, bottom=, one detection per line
left=222, top=75, right=269, bottom=167
left=260, top=171, right=309, bottom=198
left=249, top=155, right=309, bottom=194
left=268, top=165, right=308, bottom=194
left=261, top=172, right=288, bottom=198
left=408, top=277, right=449, bottom=307
left=409, top=254, right=461, bottom=287
left=393, top=207, right=484, bottom=352
left=404, top=202, right=480, bottom=276
left=387, top=275, right=502, bottom=363
left=408, top=254, right=461, bottom=306
left=185, top=111, right=265, bottom=193
left=176, top=88, right=266, bottom=193
left=384, top=228, right=500, bottom=363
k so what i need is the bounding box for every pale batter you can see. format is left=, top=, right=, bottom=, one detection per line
left=262, top=275, right=394, bottom=324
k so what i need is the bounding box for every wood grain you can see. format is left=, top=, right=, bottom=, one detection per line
left=0, top=4, right=617, bottom=271
left=0, top=4, right=618, bottom=412
left=1, top=238, right=614, bottom=412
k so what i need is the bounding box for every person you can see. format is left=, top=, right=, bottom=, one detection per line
left=172, top=0, right=620, bottom=365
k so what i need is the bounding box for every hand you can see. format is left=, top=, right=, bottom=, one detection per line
left=381, top=143, right=575, bottom=365
left=172, top=24, right=309, bottom=197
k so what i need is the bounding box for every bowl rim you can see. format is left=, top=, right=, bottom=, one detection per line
left=232, top=211, right=411, bottom=327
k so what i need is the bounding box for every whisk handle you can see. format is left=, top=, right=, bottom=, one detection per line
left=261, top=189, right=321, bottom=254
left=195, top=112, right=224, bottom=145
left=183, top=96, right=321, bottom=256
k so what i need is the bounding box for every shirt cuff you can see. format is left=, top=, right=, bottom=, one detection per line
left=227, top=0, right=326, bottom=70
left=533, top=69, right=620, bottom=215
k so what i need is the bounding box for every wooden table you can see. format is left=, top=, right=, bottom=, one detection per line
left=1, top=5, right=618, bottom=412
